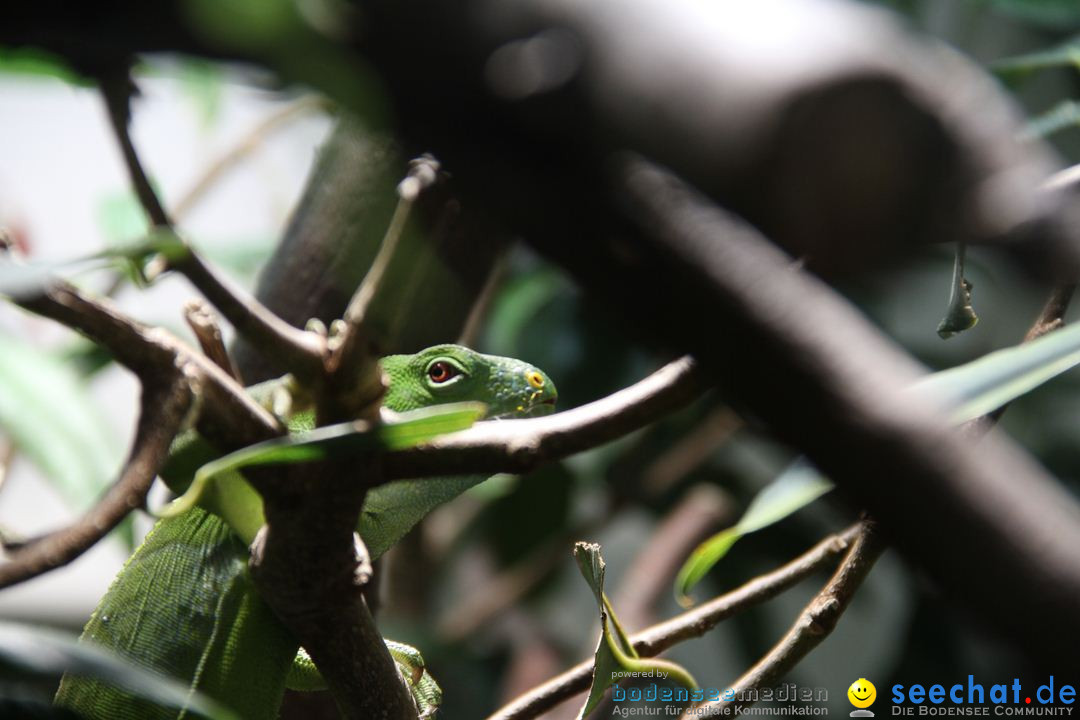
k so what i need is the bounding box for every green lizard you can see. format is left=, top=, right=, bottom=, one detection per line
left=54, top=344, right=557, bottom=720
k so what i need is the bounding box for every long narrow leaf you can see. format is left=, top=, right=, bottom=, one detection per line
left=0, top=334, right=124, bottom=540
left=158, top=402, right=486, bottom=519
left=911, top=320, right=1080, bottom=423
left=0, top=622, right=238, bottom=720
left=575, top=543, right=696, bottom=719
left=675, top=462, right=831, bottom=605
left=677, top=320, right=1080, bottom=602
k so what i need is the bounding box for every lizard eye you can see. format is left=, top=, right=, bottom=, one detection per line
left=427, top=360, right=458, bottom=384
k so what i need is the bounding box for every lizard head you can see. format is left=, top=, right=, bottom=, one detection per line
left=381, top=344, right=557, bottom=419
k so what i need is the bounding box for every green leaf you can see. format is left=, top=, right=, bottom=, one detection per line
left=675, top=461, right=832, bottom=605
left=1020, top=100, right=1080, bottom=140
left=178, top=60, right=225, bottom=128
left=158, top=402, right=487, bottom=522
left=0, top=334, right=124, bottom=539
left=676, top=319, right=1080, bottom=603
left=0, top=48, right=87, bottom=85
left=96, top=191, right=150, bottom=247
left=0, top=231, right=187, bottom=299
left=0, top=621, right=239, bottom=720
left=574, top=543, right=696, bottom=719
left=987, top=1, right=1080, bottom=30
left=992, top=37, right=1080, bottom=82
left=912, top=320, right=1080, bottom=424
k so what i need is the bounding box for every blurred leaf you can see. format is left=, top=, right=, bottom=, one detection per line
left=0, top=333, right=124, bottom=538
left=0, top=621, right=238, bottom=720
left=96, top=191, right=149, bottom=247
left=0, top=48, right=86, bottom=85
left=912, top=319, right=1080, bottom=423
left=992, top=36, right=1080, bottom=82
left=988, top=0, right=1080, bottom=29
left=485, top=268, right=567, bottom=355
left=1020, top=100, right=1080, bottom=140
left=675, top=461, right=832, bottom=605
left=0, top=231, right=188, bottom=298
left=193, top=236, right=276, bottom=279
left=57, top=341, right=115, bottom=378
left=574, top=542, right=696, bottom=719
left=160, top=402, right=487, bottom=528
left=678, top=321, right=1080, bottom=601
left=179, top=60, right=224, bottom=128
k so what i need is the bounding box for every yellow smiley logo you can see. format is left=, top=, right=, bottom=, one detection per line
left=848, top=678, right=877, bottom=709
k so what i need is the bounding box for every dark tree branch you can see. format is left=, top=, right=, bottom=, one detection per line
left=184, top=298, right=241, bottom=382
left=15, top=281, right=281, bottom=447
left=382, top=355, right=703, bottom=480
left=320, top=155, right=443, bottom=423
left=100, top=71, right=171, bottom=229
left=250, top=455, right=418, bottom=720
left=101, top=70, right=327, bottom=381
left=688, top=520, right=885, bottom=717
left=171, top=250, right=328, bottom=382
left=0, top=375, right=193, bottom=589
left=487, top=524, right=861, bottom=720
left=594, top=159, right=1080, bottom=669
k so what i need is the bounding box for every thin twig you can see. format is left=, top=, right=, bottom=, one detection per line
left=486, top=523, right=861, bottom=720
left=381, top=355, right=704, bottom=481
left=15, top=281, right=281, bottom=448
left=171, top=250, right=326, bottom=381
left=322, top=156, right=442, bottom=422
left=686, top=519, right=885, bottom=717
left=184, top=298, right=242, bottom=382
left=173, top=96, right=330, bottom=219
left=612, top=485, right=734, bottom=632
left=1023, top=284, right=1075, bottom=342
left=100, top=70, right=326, bottom=381
left=0, top=376, right=193, bottom=589
left=100, top=73, right=171, bottom=229
left=640, top=406, right=741, bottom=496
left=965, top=282, right=1077, bottom=435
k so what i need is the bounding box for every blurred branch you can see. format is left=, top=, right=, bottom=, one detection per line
left=1024, top=284, right=1075, bottom=342
left=612, top=485, right=734, bottom=632
left=184, top=299, right=242, bottom=382
left=382, top=355, right=704, bottom=479
left=173, top=96, right=330, bottom=218
left=604, top=158, right=1080, bottom=668
left=100, top=71, right=327, bottom=381
left=687, top=519, right=885, bottom=717
left=100, top=72, right=171, bottom=228
left=171, top=249, right=327, bottom=382
left=436, top=537, right=565, bottom=644
left=321, top=156, right=442, bottom=422
left=965, top=282, right=1076, bottom=436
left=0, top=376, right=192, bottom=589
left=640, top=407, right=741, bottom=496
left=487, top=523, right=861, bottom=720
